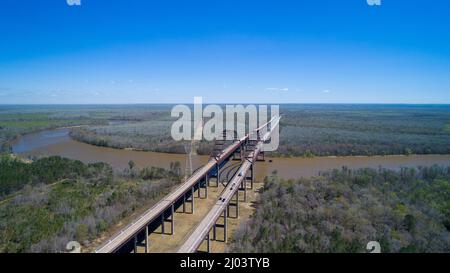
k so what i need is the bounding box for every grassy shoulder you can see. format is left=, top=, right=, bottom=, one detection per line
left=229, top=166, right=450, bottom=253
left=0, top=154, right=182, bottom=253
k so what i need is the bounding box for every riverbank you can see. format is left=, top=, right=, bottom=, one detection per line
left=70, top=126, right=450, bottom=158
left=9, top=127, right=450, bottom=181
left=16, top=125, right=450, bottom=159
left=5, top=127, right=450, bottom=253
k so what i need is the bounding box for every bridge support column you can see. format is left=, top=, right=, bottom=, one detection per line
left=158, top=207, right=175, bottom=235
left=257, top=151, right=265, bottom=161
left=227, top=192, right=239, bottom=219
left=191, top=187, right=195, bottom=214
left=243, top=179, right=247, bottom=202
left=206, top=233, right=211, bottom=253
left=224, top=208, right=228, bottom=243
left=216, top=163, right=220, bottom=187
left=204, top=176, right=208, bottom=198
left=239, top=179, right=247, bottom=202
left=236, top=192, right=239, bottom=218
left=250, top=164, right=254, bottom=189
left=134, top=236, right=138, bottom=253
left=145, top=226, right=149, bottom=253
left=212, top=209, right=228, bottom=242
left=197, top=181, right=201, bottom=198
left=161, top=214, right=165, bottom=234
left=171, top=203, right=175, bottom=235
left=182, top=194, right=186, bottom=213
left=232, top=150, right=239, bottom=161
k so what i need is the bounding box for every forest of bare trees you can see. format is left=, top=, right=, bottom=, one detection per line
left=230, top=166, right=450, bottom=253
left=69, top=104, right=450, bottom=156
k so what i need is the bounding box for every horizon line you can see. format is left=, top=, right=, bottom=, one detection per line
left=1, top=103, right=450, bottom=106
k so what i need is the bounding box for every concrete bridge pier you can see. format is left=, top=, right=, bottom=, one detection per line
left=258, top=151, right=265, bottom=161
left=232, top=147, right=241, bottom=161
left=145, top=226, right=150, bottom=253
left=223, top=208, right=228, bottom=243
left=159, top=208, right=175, bottom=235
left=178, top=190, right=195, bottom=214
left=182, top=194, right=186, bottom=213
left=216, top=163, right=221, bottom=187
left=227, top=191, right=239, bottom=219
left=133, top=236, right=138, bottom=253
left=189, top=187, right=195, bottom=214
left=135, top=204, right=177, bottom=253
left=171, top=204, right=175, bottom=234
left=196, top=179, right=208, bottom=199
left=203, top=175, right=208, bottom=198
left=206, top=233, right=211, bottom=253
left=239, top=179, right=247, bottom=202
left=244, top=164, right=255, bottom=190
left=133, top=225, right=150, bottom=253
left=211, top=208, right=228, bottom=243
left=208, top=163, right=221, bottom=187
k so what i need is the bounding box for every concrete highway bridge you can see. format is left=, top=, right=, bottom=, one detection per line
left=95, top=116, right=280, bottom=253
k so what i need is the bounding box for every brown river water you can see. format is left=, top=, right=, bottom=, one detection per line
left=12, top=128, right=450, bottom=180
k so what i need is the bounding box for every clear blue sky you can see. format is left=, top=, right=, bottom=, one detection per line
left=0, top=0, right=449, bottom=104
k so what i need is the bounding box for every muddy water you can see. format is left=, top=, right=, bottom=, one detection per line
left=256, top=155, right=450, bottom=180
left=12, top=128, right=450, bottom=180
left=12, top=128, right=202, bottom=172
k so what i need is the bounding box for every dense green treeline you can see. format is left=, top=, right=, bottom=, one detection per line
left=0, top=155, right=182, bottom=253
left=230, top=166, right=450, bottom=253
left=0, top=155, right=107, bottom=197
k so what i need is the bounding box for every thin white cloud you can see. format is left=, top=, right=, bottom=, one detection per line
left=66, top=0, right=81, bottom=6
left=322, top=89, right=331, bottom=93
left=266, top=87, right=289, bottom=92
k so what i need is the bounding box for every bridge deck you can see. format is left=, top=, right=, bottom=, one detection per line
left=177, top=117, right=280, bottom=253
left=95, top=136, right=247, bottom=253
left=95, top=116, right=279, bottom=253
left=177, top=142, right=261, bottom=253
